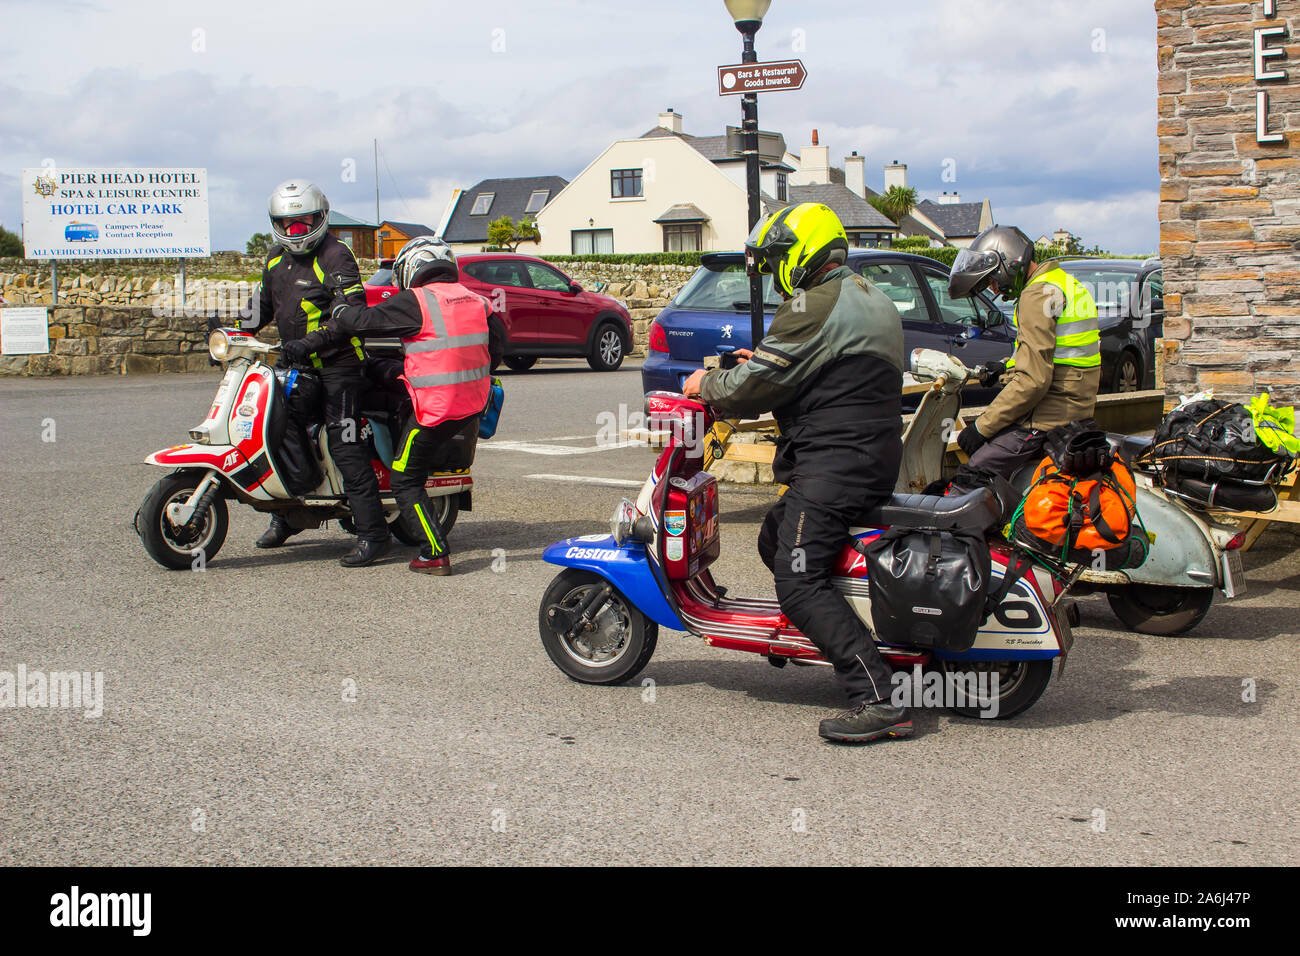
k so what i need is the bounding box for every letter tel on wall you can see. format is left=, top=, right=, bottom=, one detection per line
left=1255, top=2, right=1288, bottom=144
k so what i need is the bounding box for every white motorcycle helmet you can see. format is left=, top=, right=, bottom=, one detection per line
left=394, top=236, right=458, bottom=289
left=268, top=180, right=330, bottom=255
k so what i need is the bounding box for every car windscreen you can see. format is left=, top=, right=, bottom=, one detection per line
left=1059, top=265, right=1141, bottom=315
left=673, top=263, right=783, bottom=311
left=367, top=267, right=394, bottom=286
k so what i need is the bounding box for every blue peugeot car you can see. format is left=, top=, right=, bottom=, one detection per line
left=642, top=250, right=1016, bottom=407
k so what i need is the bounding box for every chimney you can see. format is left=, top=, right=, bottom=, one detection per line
left=936, top=190, right=960, bottom=205
left=844, top=151, right=866, bottom=199
left=658, top=108, right=683, bottom=134
left=884, top=160, right=908, bottom=192
left=799, top=130, right=831, bottom=185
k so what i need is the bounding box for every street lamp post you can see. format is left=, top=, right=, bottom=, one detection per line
left=725, top=0, right=771, bottom=349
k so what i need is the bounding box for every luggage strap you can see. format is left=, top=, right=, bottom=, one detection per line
left=983, top=550, right=1032, bottom=622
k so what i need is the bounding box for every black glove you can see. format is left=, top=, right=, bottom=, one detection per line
left=957, top=424, right=989, bottom=457
left=976, top=360, right=1007, bottom=387
left=280, top=338, right=313, bottom=367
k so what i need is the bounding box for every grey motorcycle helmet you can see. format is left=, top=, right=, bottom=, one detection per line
left=948, top=224, right=1035, bottom=300
left=268, top=180, right=330, bottom=255
left=394, top=236, right=458, bottom=290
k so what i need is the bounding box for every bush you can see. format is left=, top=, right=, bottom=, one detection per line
left=0, top=224, right=23, bottom=258
left=889, top=235, right=934, bottom=251
left=905, top=247, right=961, bottom=267
left=542, top=252, right=705, bottom=267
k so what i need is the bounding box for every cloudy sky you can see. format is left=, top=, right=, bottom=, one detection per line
left=0, top=0, right=1159, bottom=254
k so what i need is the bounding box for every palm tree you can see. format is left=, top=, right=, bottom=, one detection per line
left=868, top=186, right=919, bottom=226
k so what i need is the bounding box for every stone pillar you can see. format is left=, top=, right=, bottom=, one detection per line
left=1157, top=0, right=1300, bottom=403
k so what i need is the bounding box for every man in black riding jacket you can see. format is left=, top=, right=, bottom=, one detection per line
left=245, top=179, right=389, bottom=567
left=683, top=202, right=911, bottom=745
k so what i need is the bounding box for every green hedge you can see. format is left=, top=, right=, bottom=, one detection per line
left=541, top=252, right=705, bottom=267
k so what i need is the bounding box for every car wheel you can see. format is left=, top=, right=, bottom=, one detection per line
left=504, top=356, right=538, bottom=372
left=588, top=323, right=626, bottom=372
left=1111, top=350, right=1142, bottom=393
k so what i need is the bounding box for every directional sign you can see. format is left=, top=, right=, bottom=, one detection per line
left=718, top=59, right=807, bottom=96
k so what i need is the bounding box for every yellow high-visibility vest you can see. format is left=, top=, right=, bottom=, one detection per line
left=1007, top=265, right=1100, bottom=370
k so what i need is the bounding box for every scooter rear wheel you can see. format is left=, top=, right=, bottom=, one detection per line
left=137, top=470, right=229, bottom=570
left=1106, top=585, right=1214, bottom=636
left=940, top=660, right=1054, bottom=720
left=539, top=569, right=657, bottom=685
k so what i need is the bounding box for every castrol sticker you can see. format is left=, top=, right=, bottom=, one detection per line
left=665, top=510, right=687, bottom=536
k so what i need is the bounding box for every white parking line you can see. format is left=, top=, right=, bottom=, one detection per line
left=481, top=438, right=637, bottom=455
left=526, top=474, right=644, bottom=487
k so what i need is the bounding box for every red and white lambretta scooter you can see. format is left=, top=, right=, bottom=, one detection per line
left=538, top=349, right=1079, bottom=719
left=135, top=329, right=473, bottom=569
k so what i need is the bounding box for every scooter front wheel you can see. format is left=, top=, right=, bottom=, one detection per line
left=136, top=471, right=229, bottom=570
left=940, top=660, right=1054, bottom=720
left=539, top=569, right=657, bottom=685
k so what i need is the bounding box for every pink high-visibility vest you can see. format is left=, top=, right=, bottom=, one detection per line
left=402, top=283, right=492, bottom=427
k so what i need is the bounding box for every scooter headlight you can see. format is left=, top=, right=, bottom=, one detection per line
left=611, top=499, right=637, bottom=544
left=208, top=329, right=232, bottom=361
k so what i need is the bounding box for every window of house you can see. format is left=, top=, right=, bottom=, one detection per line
left=776, top=173, right=788, bottom=202
left=662, top=223, right=702, bottom=252
left=470, top=193, right=495, bottom=216
left=571, top=229, right=614, bottom=254
left=610, top=169, right=643, bottom=199
left=525, top=190, right=549, bottom=214
left=337, top=230, right=354, bottom=249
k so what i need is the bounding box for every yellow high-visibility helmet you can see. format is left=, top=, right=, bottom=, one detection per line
left=745, top=202, right=849, bottom=297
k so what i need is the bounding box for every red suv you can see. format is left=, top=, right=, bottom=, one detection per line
left=364, top=253, right=632, bottom=372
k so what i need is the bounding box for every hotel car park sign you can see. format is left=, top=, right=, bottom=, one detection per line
left=21, top=167, right=210, bottom=259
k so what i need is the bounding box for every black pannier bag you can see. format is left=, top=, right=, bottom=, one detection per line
left=269, top=368, right=324, bottom=496
left=863, top=526, right=991, bottom=653
left=1143, top=399, right=1292, bottom=484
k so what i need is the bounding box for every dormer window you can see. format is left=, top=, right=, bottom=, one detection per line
left=470, top=192, right=495, bottom=216
left=525, top=190, right=549, bottom=214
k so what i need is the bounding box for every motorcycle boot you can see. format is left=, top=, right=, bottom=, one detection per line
left=340, top=535, right=391, bottom=568
left=255, top=514, right=299, bottom=549
left=818, top=702, right=913, bottom=744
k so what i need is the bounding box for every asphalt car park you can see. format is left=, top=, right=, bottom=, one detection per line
left=1, top=361, right=1297, bottom=865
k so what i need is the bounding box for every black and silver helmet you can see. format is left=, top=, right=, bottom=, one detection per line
left=394, top=236, right=458, bottom=290
left=948, top=225, right=1035, bottom=300
left=268, top=180, right=330, bottom=255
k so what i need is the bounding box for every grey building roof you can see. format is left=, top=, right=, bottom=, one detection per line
left=638, top=127, right=791, bottom=170
left=860, top=185, right=946, bottom=243
left=915, top=199, right=985, bottom=238
left=654, top=203, right=711, bottom=223
left=442, top=176, right=569, bottom=243
left=327, top=210, right=376, bottom=228
left=788, top=183, right=897, bottom=231
left=380, top=220, right=435, bottom=238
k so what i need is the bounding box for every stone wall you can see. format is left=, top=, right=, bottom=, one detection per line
left=0, top=306, right=212, bottom=377
left=1157, top=0, right=1300, bottom=403
left=0, top=257, right=693, bottom=375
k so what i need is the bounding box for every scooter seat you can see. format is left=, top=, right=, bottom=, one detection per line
left=857, top=488, right=1002, bottom=533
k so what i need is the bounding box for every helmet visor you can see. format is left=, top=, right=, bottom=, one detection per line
left=948, top=247, right=1002, bottom=298
left=744, top=216, right=796, bottom=276
left=273, top=212, right=323, bottom=237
